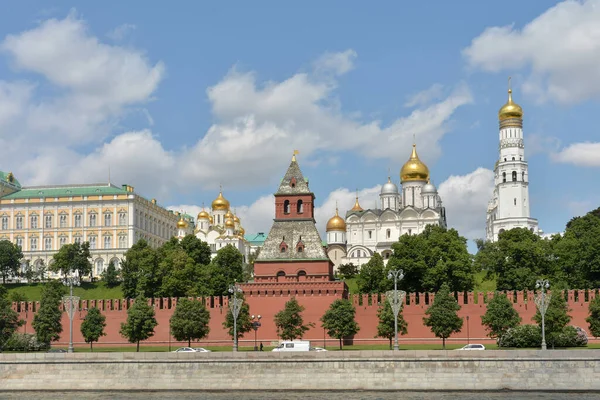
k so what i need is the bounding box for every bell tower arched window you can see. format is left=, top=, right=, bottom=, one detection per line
left=297, top=200, right=303, bottom=214
left=502, top=172, right=506, bottom=183
left=283, top=200, right=290, bottom=214
left=512, top=171, right=517, bottom=182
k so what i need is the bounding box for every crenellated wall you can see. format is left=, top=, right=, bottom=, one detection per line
left=11, top=289, right=598, bottom=348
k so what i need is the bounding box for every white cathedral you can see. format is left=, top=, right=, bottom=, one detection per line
left=485, top=84, right=538, bottom=242
left=325, top=144, right=447, bottom=270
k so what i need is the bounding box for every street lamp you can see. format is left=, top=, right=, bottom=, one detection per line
left=466, top=315, right=470, bottom=345
left=534, top=279, right=551, bottom=350
left=62, top=274, right=81, bottom=353
left=228, top=284, right=243, bottom=352
left=386, top=269, right=406, bottom=351
left=251, top=315, right=262, bottom=351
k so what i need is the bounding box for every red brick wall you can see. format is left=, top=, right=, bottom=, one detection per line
left=274, top=194, right=315, bottom=220
left=254, top=260, right=333, bottom=283
left=13, top=289, right=598, bottom=348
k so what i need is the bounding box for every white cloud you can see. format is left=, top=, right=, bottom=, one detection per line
left=463, top=0, right=600, bottom=103
left=438, top=167, right=495, bottom=240
left=551, top=142, right=600, bottom=166
left=404, top=83, right=444, bottom=108
left=313, top=49, right=357, bottom=75
left=107, top=23, right=136, bottom=41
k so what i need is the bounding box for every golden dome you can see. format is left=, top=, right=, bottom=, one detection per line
left=326, top=208, right=347, bottom=232
left=224, top=218, right=235, bottom=228
left=233, top=215, right=240, bottom=223
left=209, top=215, right=214, bottom=224
left=177, top=216, right=188, bottom=229
left=239, top=226, right=245, bottom=235
left=225, top=210, right=234, bottom=219
left=400, top=144, right=429, bottom=183
left=212, top=191, right=230, bottom=211
left=351, top=194, right=363, bottom=212
left=498, top=88, right=523, bottom=120
left=197, top=209, right=210, bottom=219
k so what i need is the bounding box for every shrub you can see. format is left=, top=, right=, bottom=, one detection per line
left=552, top=326, right=588, bottom=348
left=3, top=333, right=49, bottom=352
left=498, top=325, right=541, bottom=348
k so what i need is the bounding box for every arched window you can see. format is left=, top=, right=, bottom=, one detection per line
left=502, top=172, right=506, bottom=183
left=522, top=172, right=525, bottom=181
left=276, top=271, right=285, bottom=282
left=290, top=177, right=296, bottom=188
left=386, top=229, right=391, bottom=239
left=512, top=171, right=517, bottom=182
left=512, top=157, right=515, bottom=161
left=284, top=200, right=290, bottom=214
left=297, top=200, right=303, bottom=214
left=514, top=198, right=517, bottom=205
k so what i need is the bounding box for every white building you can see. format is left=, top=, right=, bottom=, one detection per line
left=325, top=144, right=447, bottom=270
left=191, top=190, right=251, bottom=262
left=486, top=85, right=539, bottom=242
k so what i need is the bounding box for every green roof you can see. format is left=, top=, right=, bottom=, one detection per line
left=1, top=184, right=128, bottom=200
left=245, top=232, right=268, bottom=245
left=0, top=171, right=21, bottom=188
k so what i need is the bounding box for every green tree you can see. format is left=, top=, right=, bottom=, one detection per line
left=338, top=263, right=358, bottom=279
left=158, top=246, right=199, bottom=298
left=36, top=260, right=47, bottom=282
left=211, top=245, right=245, bottom=295
left=356, top=253, right=386, bottom=294
left=170, top=298, right=211, bottom=346
left=120, top=240, right=159, bottom=299
left=533, top=290, right=571, bottom=348
left=481, top=292, right=521, bottom=340
left=80, top=307, right=106, bottom=351
left=320, top=299, right=360, bottom=350
left=9, top=290, right=28, bottom=304
left=180, top=235, right=212, bottom=266
left=32, top=281, right=65, bottom=346
left=0, top=240, right=23, bottom=284
left=586, top=296, right=600, bottom=338
left=102, top=261, right=120, bottom=288
left=423, top=283, right=463, bottom=349
left=119, top=296, right=158, bottom=352
left=50, top=242, right=92, bottom=279
left=223, top=298, right=253, bottom=342
left=388, top=225, right=474, bottom=293
left=376, top=301, right=408, bottom=349
left=0, top=286, right=22, bottom=350
left=274, top=298, right=314, bottom=340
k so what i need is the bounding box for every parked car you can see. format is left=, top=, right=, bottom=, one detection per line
left=310, top=347, right=327, bottom=352
left=456, top=344, right=485, bottom=350
left=47, top=348, right=67, bottom=353
left=173, top=347, right=196, bottom=353
left=272, top=340, right=311, bottom=352
left=192, top=347, right=212, bottom=352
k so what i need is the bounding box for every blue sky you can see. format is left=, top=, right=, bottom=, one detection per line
left=0, top=0, right=598, bottom=250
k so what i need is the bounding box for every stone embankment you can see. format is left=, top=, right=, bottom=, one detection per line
left=1, top=350, right=599, bottom=391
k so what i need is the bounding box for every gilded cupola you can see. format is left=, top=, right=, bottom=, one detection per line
left=350, top=193, right=363, bottom=212
left=224, top=217, right=235, bottom=228
left=177, top=215, right=189, bottom=229
left=326, top=208, right=347, bottom=232
left=498, top=77, right=523, bottom=128
left=212, top=191, right=230, bottom=211
left=400, top=144, right=429, bottom=183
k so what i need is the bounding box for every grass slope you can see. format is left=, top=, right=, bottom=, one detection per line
left=4, top=282, right=123, bottom=302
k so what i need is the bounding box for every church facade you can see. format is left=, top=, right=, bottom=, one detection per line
left=485, top=85, right=539, bottom=242
left=326, top=144, right=447, bottom=270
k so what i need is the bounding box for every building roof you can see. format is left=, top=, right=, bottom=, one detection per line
left=0, top=171, right=21, bottom=189
left=245, top=232, right=268, bottom=246
left=256, top=220, right=329, bottom=261
left=276, top=158, right=311, bottom=195
left=1, top=183, right=129, bottom=200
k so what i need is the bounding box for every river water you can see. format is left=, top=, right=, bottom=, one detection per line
left=0, top=391, right=598, bottom=399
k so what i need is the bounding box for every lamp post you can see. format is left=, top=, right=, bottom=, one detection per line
left=386, top=269, right=406, bottom=351
left=466, top=315, right=470, bottom=344
left=228, top=284, right=243, bottom=352
left=251, top=315, right=262, bottom=351
left=62, top=274, right=81, bottom=353
left=534, top=279, right=551, bottom=350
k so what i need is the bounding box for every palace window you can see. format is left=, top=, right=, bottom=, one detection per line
left=118, top=212, right=127, bottom=226
left=59, top=236, right=67, bottom=247
left=45, top=215, right=53, bottom=229
left=368, top=230, right=372, bottom=239
left=119, top=235, right=127, bottom=248
left=44, top=237, right=52, bottom=251
left=74, top=214, right=82, bottom=228
left=16, top=237, right=23, bottom=248
left=60, top=214, right=67, bottom=228
left=16, top=216, right=23, bottom=230
left=74, top=236, right=82, bottom=244
left=30, top=215, right=38, bottom=229
left=104, top=213, right=112, bottom=227
left=522, top=172, right=525, bottom=181
left=104, top=236, right=112, bottom=249
left=512, top=171, right=517, bottom=182
left=96, top=259, right=104, bottom=274
left=30, top=237, right=38, bottom=251
left=89, top=236, right=97, bottom=249
left=1, top=216, right=7, bottom=230
left=514, top=198, right=517, bottom=206
left=89, top=213, right=97, bottom=227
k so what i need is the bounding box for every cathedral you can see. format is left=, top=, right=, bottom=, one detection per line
left=176, top=191, right=251, bottom=262
left=485, top=84, right=539, bottom=242
left=326, top=144, right=447, bottom=270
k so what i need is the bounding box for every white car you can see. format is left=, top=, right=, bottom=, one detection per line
left=173, top=347, right=196, bottom=353
left=456, top=344, right=485, bottom=350
left=193, top=347, right=212, bottom=352
left=310, top=347, right=328, bottom=352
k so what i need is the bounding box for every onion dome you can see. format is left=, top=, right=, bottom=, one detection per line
left=224, top=218, right=235, bottom=228
left=209, top=215, right=214, bottom=224
left=197, top=209, right=210, bottom=220
left=177, top=215, right=188, bottom=229
left=233, top=215, right=240, bottom=223
left=498, top=89, right=523, bottom=121
left=400, top=144, right=429, bottom=183
left=381, top=176, right=399, bottom=195
left=422, top=180, right=437, bottom=194
left=225, top=210, right=234, bottom=219
left=212, top=191, right=230, bottom=211
left=239, top=226, right=245, bottom=236
left=351, top=194, right=363, bottom=212
left=326, top=208, right=347, bottom=232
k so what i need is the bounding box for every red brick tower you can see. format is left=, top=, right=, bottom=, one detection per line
left=253, top=152, right=336, bottom=283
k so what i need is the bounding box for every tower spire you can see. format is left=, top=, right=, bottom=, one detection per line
left=292, top=149, right=299, bottom=162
